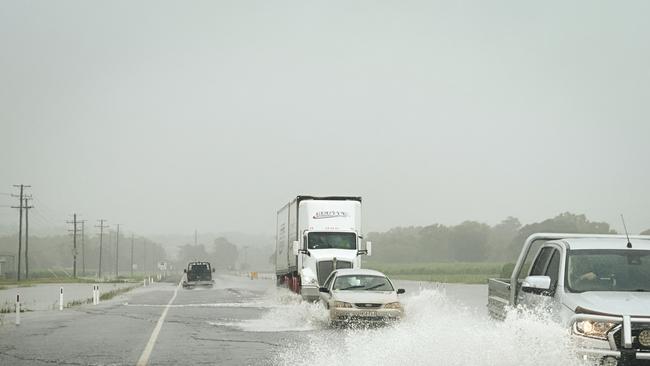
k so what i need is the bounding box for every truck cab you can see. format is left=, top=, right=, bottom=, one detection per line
left=488, top=233, right=650, bottom=365
left=182, top=261, right=215, bottom=289
left=276, top=196, right=372, bottom=301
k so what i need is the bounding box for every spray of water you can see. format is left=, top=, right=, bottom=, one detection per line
left=209, top=287, right=329, bottom=332
left=272, top=286, right=589, bottom=366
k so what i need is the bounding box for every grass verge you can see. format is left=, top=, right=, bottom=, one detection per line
left=364, top=262, right=509, bottom=284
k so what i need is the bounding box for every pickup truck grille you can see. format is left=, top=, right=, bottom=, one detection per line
left=613, top=328, right=650, bottom=350
left=355, top=303, right=382, bottom=308
left=317, top=260, right=352, bottom=285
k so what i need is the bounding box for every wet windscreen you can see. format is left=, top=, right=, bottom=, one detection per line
left=333, top=275, right=394, bottom=291
left=566, top=250, right=650, bottom=292
left=307, top=232, right=356, bottom=250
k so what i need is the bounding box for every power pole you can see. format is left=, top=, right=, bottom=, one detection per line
left=95, top=219, right=108, bottom=278
left=80, top=220, right=86, bottom=276
left=11, top=184, right=30, bottom=281
left=143, top=240, right=147, bottom=276
left=115, top=224, right=120, bottom=278
left=23, top=197, right=33, bottom=279
left=194, top=229, right=197, bottom=246
left=67, top=214, right=80, bottom=278
left=130, top=233, right=134, bottom=277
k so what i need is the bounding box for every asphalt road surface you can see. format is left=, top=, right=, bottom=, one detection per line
left=0, top=274, right=487, bottom=366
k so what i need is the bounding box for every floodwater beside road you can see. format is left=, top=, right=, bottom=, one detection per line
left=0, top=282, right=137, bottom=311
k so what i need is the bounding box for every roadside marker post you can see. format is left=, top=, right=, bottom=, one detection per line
left=59, top=287, right=64, bottom=311
left=143, top=278, right=147, bottom=287
left=15, top=293, right=20, bottom=325
left=96, top=285, right=100, bottom=304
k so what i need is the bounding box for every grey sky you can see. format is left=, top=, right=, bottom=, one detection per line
left=1, top=0, right=649, bottom=237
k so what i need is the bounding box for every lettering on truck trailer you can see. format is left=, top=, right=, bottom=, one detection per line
left=313, top=211, right=348, bottom=219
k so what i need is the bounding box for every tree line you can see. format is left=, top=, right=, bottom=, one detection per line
left=366, top=212, right=650, bottom=263
left=0, top=233, right=166, bottom=278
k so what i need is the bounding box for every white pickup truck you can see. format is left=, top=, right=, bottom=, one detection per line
left=488, top=233, right=650, bottom=366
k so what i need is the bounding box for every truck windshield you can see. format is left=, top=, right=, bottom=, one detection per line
left=566, top=250, right=650, bottom=292
left=333, top=275, right=394, bottom=291
left=307, top=232, right=356, bottom=250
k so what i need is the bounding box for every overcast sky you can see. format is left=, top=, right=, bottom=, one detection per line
left=1, top=0, right=649, bottom=237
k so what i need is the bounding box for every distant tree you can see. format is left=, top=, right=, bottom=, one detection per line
left=508, top=212, right=616, bottom=260
left=176, top=244, right=209, bottom=265
left=210, top=237, right=238, bottom=269
left=486, top=217, right=521, bottom=261
left=449, top=221, right=490, bottom=262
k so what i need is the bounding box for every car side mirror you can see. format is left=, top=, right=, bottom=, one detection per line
left=521, top=275, right=551, bottom=294
left=397, top=288, right=405, bottom=294
left=183, top=269, right=187, bottom=273
left=319, top=287, right=330, bottom=293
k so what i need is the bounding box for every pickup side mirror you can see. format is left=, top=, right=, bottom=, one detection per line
left=183, top=269, right=187, bottom=273
left=212, top=268, right=215, bottom=273
left=397, top=288, right=405, bottom=294
left=319, top=287, right=330, bottom=293
left=521, top=275, right=552, bottom=294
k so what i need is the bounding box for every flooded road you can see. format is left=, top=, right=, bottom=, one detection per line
left=0, top=274, right=587, bottom=365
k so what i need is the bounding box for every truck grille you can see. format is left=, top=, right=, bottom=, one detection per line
left=317, top=260, right=352, bottom=285
left=355, top=303, right=382, bottom=308
left=613, top=328, right=650, bottom=350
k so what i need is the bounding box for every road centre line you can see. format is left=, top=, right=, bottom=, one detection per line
left=136, top=281, right=181, bottom=366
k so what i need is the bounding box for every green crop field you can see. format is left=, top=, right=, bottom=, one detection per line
left=364, top=262, right=512, bottom=284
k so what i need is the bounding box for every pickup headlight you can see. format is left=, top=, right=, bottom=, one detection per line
left=573, top=320, right=617, bottom=340
left=333, top=301, right=353, bottom=308
left=383, top=302, right=402, bottom=310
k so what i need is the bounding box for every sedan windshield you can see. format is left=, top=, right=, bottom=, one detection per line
left=566, top=250, right=650, bottom=292
left=308, top=232, right=356, bottom=250
left=333, top=275, right=394, bottom=291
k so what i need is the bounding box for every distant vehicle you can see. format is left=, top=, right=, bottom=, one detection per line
left=488, top=233, right=650, bottom=366
left=318, top=268, right=405, bottom=325
left=275, top=195, right=372, bottom=301
left=182, top=262, right=215, bottom=288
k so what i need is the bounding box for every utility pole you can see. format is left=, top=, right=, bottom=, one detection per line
left=23, top=197, right=33, bottom=279
left=11, top=184, right=30, bottom=281
left=80, top=220, right=86, bottom=276
left=194, top=229, right=197, bottom=246
left=130, top=233, right=134, bottom=277
left=115, top=224, right=120, bottom=278
left=143, top=240, right=147, bottom=276
left=67, top=214, right=80, bottom=278
left=95, top=219, right=108, bottom=278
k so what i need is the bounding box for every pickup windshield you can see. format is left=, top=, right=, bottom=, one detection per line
left=307, top=232, right=356, bottom=250
left=566, top=250, right=650, bottom=292
left=333, top=275, right=394, bottom=291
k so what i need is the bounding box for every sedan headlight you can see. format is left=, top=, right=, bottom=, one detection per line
left=573, top=320, right=617, bottom=340
left=383, top=302, right=402, bottom=310
left=333, top=301, right=353, bottom=308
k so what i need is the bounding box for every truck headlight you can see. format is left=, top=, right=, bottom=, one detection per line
left=383, top=302, right=402, bottom=310
left=573, top=320, right=617, bottom=340
left=334, top=301, right=353, bottom=308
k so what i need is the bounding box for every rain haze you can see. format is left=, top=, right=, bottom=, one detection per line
left=2, top=1, right=650, bottom=236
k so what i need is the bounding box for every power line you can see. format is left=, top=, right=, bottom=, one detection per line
left=67, top=214, right=81, bottom=278
left=95, top=219, right=108, bottom=279
left=11, top=184, right=30, bottom=281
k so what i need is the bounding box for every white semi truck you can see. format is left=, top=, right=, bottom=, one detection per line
left=275, top=195, right=372, bottom=301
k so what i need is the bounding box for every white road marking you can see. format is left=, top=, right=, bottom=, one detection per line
left=136, top=281, right=181, bottom=366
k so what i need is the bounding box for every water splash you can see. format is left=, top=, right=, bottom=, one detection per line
left=273, top=286, right=588, bottom=366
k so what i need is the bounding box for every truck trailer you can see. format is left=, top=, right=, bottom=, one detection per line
left=275, top=195, right=372, bottom=301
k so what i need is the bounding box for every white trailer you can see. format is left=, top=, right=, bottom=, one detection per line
left=275, top=196, right=371, bottom=301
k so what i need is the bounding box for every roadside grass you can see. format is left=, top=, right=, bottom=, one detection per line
left=364, top=262, right=510, bottom=284
left=99, top=285, right=137, bottom=301
left=0, top=276, right=147, bottom=287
